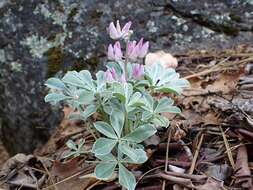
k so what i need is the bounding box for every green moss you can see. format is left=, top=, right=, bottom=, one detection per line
left=68, top=7, right=78, bottom=19
left=229, top=13, right=242, bottom=22
left=221, top=24, right=239, bottom=36
left=46, top=47, right=64, bottom=77
left=71, top=56, right=100, bottom=73
left=89, top=10, right=103, bottom=20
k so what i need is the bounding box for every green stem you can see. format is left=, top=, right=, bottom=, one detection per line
left=124, top=39, right=130, bottom=80
left=124, top=111, right=129, bottom=136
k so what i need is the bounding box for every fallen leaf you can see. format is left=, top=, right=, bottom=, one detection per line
left=234, top=145, right=252, bottom=189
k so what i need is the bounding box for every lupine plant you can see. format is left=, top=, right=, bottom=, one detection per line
left=44, top=20, right=189, bottom=190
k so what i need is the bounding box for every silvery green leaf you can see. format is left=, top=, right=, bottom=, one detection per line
left=110, top=109, right=124, bottom=137
left=95, top=162, right=117, bottom=180
left=96, top=71, right=106, bottom=93
left=66, top=139, right=77, bottom=150
left=113, top=83, right=133, bottom=103
left=157, top=68, right=177, bottom=86
left=45, top=78, right=65, bottom=90
left=134, top=80, right=150, bottom=88
left=80, top=104, right=97, bottom=120
left=93, top=122, right=117, bottom=139
left=122, top=124, right=157, bottom=143
left=119, top=163, right=136, bottom=190
left=119, top=143, right=147, bottom=163
left=128, top=92, right=143, bottom=108
left=156, top=78, right=190, bottom=94
left=145, top=62, right=163, bottom=86
left=79, top=70, right=95, bottom=91
left=145, top=63, right=189, bottom=94
left=74, top=89, right=94, bottom=104
left=142, top=93, right=154, bottom=111
left=154, top=97, right=180, bottom=113
left=141, top=111, right=153, bottom=121
left=153, top=115, right=170, bottom=128
left=92, top=138, right=117, bottom=155
left=62, top=71, right=86, bottom=88
left=123, top=149, right=148, bottom=164
left=44, top=93, right=70, bottom=103
left=96, top=153, right=117, bottom=162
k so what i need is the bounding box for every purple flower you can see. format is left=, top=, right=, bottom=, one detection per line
left=104, top=68, right=126, bottom=83
left=132, top=64, right=144, bottom=79
left=119, top=74, right=127, bottom=83
left=127, top=38, right=149, bottom=61
left=105, top=69, right=115, bottom=82
left=127, top=41, right=138, bottom=61
left=107, top=41, right=123, bottom=61
left=136, top=38, right=149, bottom=58
left=108, top=20, right=132, bottom=40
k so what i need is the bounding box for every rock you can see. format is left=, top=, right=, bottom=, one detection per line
left=0, top=0, right=253, bottom=154
left=145, top=51, right=178, bottom=68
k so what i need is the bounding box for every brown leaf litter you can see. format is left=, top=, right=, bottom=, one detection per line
left=1, top=45, right=253, bottom=189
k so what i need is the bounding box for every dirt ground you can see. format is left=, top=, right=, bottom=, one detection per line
left=1, top=46, right=253, bottom=189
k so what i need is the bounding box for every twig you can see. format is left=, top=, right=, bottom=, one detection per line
left=219, top=126, right=235, bottom=169
left=189, top=134, right=204, bottom=174
left=136, top=166, right=164, bottom=185
left=42, top=165, right=95, bottom=190
left=162, top=129, right=172, bottom=190
left=184, top=56, right=253, bottom=79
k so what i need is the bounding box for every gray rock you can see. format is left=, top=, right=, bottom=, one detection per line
left=0, top=0, right=252, bottom=154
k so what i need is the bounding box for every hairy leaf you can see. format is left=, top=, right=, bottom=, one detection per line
left=92, top=138, right=117, bottom=155
left=93, top=122, right=117, bottom=139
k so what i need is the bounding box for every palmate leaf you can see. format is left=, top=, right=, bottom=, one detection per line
left=144, top=63, right=189, bottom=94
left=154, top=97, right=181, bottom=114
left=94, top=162, right=117, bottom=180
left=113, top=83, right=133, bottom=103
left=110, top=109, right=125, bottom=137
left=93, top=121, right=117, bottom=139
left=62, top=71, right=87, bottom=88
left=96, top=71, right=106, bottom=93
left=45, top=78, right=66, bottom=90
left=127, top=92, right=144, bottom=112
left=119, top=163, right=136, bottom=190
left=152, top=115, right=170, bottom=128
left=92, top=138, right=117, bottom=156
left=73, top=89, right=94, bottom=104
left=79, top=70, right=95, bottom=91
left=122, top=124, right=157, bottom=143
left=122, top=149, right=148, bottom=164
left=80, top=104, right=97, bottom=120
left=44, top=93, right=70, bottom=103
left=119, top=143, right=147, bottom=164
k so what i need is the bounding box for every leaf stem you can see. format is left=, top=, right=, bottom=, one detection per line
left=124, top=39, right=130, bottom=80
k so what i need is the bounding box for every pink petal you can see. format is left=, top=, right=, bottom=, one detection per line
left=114, top=41, right=123, bottom=60
left=110, top=68, right=117, bottom=80
left=133, top=64, right=144, bottom=79
left=116, top=20, right=121, bottom=34
left=122, top=21, right=132, bottom=35
left=138, top=41, right=149, bottom=58
left=105, top=69, right=114, bottom=82
left=127, top=41, right=138, bottom=61
left=119, top=74, right=126, bottom=83
left=136, top=38, right=144, bottom=49
left=109, top=22, right=120, bottom=39
left=107, top=44, right=114, bottom=60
